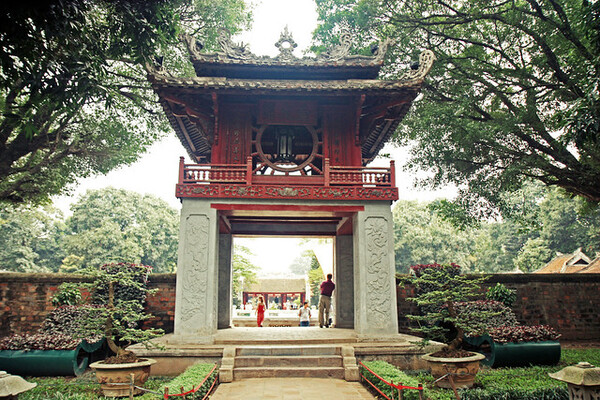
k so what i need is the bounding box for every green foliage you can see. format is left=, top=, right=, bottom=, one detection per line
left=305, top=250, right=324, bottom=305
left=561, top=348, right=600, bottom=366
left=63, top=188, right=179, bottom=273
left=313, top=0, right=600, bottom=218
left=486, top=283, right=517, bottom=308
left=21, top=375, right=170, bottom=400
left=393, top=201, right=477, bottom=273
left=76, top=263, right=163, bottom=357
left=0, top=204, right=65, bottom=272
left=393, top=187, right=600, bottom=273
left=360, top=361, right=427, bottom=400
left=455, top=300, right=519, bottom=337
left=40, top=305, right=104, bottom=343
left=404, top=264, right=489, bottom=350
left=52, top=283, right=83, bottom=306
left=140, top=363, right=218, bottom=400
left=0, top=0, right=250, bottom=205
left=232, top=244, right=259, bottom=307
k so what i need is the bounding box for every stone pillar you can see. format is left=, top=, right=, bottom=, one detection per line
left=353, top=202, right=399, bottom=338
left=218, top=233, right=233, bottom=329
left=335, top=234, right=354, bottom=328
left=173, top=199, right=219, bottom=343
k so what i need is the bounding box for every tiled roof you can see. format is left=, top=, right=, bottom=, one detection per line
left=535, top=248, right=594, bottom=273
left=181, top=30, right=391, bottom=80
left=580, top=258, right=600, bottom=273
left=149, top=75, right=424, bottom=93
left=247, top=278, right=306, bottom=293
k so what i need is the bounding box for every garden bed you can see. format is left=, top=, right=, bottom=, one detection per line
left=13, top=349, right=600, bottom=399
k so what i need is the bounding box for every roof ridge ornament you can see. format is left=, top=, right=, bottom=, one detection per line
left=317, top=34, right=393, bottom=63
left=274, top=26, right=298, bottom=61
left=217, top=28, right=254, bottom=60
left=398, top=49, right=436, bottom=82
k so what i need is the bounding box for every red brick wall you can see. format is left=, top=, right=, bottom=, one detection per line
left=1, top=272, right=598, bottom=341
left=397, top=273, right=600, bottom=342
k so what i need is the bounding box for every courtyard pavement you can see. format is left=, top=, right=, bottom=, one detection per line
left=209, top=377, right=376, bottom=399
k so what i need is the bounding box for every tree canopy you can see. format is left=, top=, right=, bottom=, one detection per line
left=0, top=0, right=250, bottom=204
left=313, top=0, right=600, bottom=218
left=62, top=187, right=180, bottom=273
left=0, top=188, right=180, bottom=273
left=393, top=184, right=600, bottom=273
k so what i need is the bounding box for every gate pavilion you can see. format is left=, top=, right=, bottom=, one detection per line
left=138, top=29, right=435, bottom=374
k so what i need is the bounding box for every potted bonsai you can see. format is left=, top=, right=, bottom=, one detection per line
left=80, top=263, right=164, bottom=397
left=404, top=263, right=492, bottom=389
left=459, top=283, right=561, bottom=367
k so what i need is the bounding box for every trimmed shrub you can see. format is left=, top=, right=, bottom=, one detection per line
left=40, top=305, right=104, bottom=343
left=488, top=325, right=561, bottom=343
left=360, top=361, right=428, bottom=400
left=486, top=283, right=517, bottom=308
left=0, top=333, right=80, bottom=351
left=456, top=300, right=519, bottom=336
left=140, top=363, right=218, bottom=399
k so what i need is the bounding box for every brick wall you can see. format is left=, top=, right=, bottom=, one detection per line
left=397, top=273, right=600, bottom=342
left=1, top=272, right=598, bottom=341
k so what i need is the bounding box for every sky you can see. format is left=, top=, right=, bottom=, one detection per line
left=52, top=0, right=456, bottom=277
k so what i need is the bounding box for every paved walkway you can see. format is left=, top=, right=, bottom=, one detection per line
left=210, top=378, right=375, bottom=400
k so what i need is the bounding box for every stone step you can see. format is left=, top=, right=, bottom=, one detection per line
left=235, top=355, right=343, bottom=368
left=236, top=345, right=340, bottom=357
left=233, top=366, right=345, bottom=380
left=215, top=337, right=353, bottom=345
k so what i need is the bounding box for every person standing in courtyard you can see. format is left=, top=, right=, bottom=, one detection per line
left=318, top=273, right=335, bottom=328
left=256, top=295, right=265, bottom=327
left=298, top=301, right=311, bottom=327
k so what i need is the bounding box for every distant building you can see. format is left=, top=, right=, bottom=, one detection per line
left=535, top=248, right=600, bottom=273
left=243, top=278, right=308, bottom=308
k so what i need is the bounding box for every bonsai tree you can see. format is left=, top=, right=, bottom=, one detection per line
left=77, top=263, right=164, bottom=363
left=404, top=263, right=493, bottom=356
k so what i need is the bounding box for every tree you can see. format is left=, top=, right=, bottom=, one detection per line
left=313, top=0, right=600, bottom=218
left=0, top=0, right=250, bottom=204
left=232, top=244, right=259, bottom=306
left=288, top=249, right=317, bottom=276
left=0, top=203, right=64, bottom=272
left=514, top=237, right=553, bottom=272
left=62, top=188, right=179, bottom=273
left=305, top=250, right=324, bottom=305
left=393, top=200, right=476, bottom=273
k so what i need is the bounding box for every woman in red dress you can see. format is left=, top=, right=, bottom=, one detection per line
left=256, top=295, right=265, bottom=327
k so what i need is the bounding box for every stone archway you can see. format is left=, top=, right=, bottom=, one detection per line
left=173, top=198, right=399, bottom=343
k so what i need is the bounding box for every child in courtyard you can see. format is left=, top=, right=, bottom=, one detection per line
left=298, top=301, right=311, bottom=327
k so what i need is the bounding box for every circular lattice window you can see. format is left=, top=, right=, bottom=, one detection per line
left=253, top=125, right=322, bottom=174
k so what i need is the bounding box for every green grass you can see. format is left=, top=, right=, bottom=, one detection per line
left=20, top=373, right=170, bottom=399
left=362, top=348, right=600, bottom=400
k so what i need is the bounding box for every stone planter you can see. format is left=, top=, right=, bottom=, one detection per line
left=90, top=358, right=156, bottom=397
left=422, top=351, right=485, bottom=389
left=463, top=335, right=561, bottom=368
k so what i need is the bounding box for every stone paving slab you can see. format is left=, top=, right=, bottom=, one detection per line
left=209, top=377, right=375, bottom=400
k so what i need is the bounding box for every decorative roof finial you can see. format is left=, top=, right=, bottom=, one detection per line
left=274, top=26, right=298, bottom=61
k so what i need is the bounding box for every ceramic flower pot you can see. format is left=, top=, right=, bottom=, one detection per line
left=422, top=351, right=485, bottom=389
left=90, top=358, right=156, bottom=397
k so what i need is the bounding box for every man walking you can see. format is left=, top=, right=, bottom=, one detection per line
left=318, top=273, right=335, bottom=328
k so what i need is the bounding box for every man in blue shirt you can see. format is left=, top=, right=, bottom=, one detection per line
left=318, top=273, right=335, bottom=328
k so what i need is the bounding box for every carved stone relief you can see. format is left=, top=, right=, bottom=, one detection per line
left=364, top=216, right=392, bottom=329
left=180, top=215, right=210, bottom=328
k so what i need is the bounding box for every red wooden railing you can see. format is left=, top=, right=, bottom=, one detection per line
left=358, top=361, right=424, bottom=400
left=178, top=157, right=395, bottom=188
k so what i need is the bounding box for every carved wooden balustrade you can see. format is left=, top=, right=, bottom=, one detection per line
left=177, top=157, right=398, bottom=200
